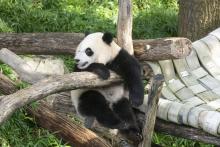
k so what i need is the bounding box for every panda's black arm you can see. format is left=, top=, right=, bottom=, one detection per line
left=74, top=63, right=110, bottom=80
left=107, top=49, right=144, bottom=107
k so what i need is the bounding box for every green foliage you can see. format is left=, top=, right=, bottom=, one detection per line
left=133, top=7, right=178, bottom=39
left=58, top=55, right=75, bottom=72
left=153, top=133, right=214, bottom=147
left=0, top=109, right=67, bottom=147
left=0, top=18, right=13, bottom=32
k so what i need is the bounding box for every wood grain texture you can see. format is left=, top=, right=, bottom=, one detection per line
left=0, top=33, right=192, bottom=60
left=0, top=73, right=17, bottom=95
left=0, top=33, right=84, bottom=55
left=117, top=0, right=133, bottom=55
left=178, top=0, right=220, bottom=41
left=133, top=38, right=192, bottom=61
left=0, top=48, right=48, bottom=84
left=138, top=74, right=164, bottom=147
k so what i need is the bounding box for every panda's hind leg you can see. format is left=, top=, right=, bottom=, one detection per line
left=78, top=90, right=126, bottom=129
left=112, top=98, right=143, bottom=143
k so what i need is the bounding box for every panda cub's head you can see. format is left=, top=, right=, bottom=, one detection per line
left=74, top=32, right=121, bottom=69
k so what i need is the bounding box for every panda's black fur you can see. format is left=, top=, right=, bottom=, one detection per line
left=73, top=32, right=144, bottom=143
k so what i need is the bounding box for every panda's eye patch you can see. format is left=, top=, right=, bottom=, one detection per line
left=85, top=48, right=94, bottom=56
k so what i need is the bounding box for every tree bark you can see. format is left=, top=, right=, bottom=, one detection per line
left=0, top=48, right=48, bottom=84
left=0, top=33, right=192, bottom=60
left=0, top=73, right=17, bottom=95
left=138, top=74, right=164, bottom=147
left=178, top=0, right=220, bottom=41
left=117, top=0, right=133, bottom=55
left=133, top=38, right=192, bottom=61
left=0, top=33, right=84, bottom=55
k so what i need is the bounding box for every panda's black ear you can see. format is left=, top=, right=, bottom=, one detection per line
left=102, top=32, right=113, bottom=45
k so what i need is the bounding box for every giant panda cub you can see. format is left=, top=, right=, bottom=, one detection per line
left=71, top=32, right=144, bottom=142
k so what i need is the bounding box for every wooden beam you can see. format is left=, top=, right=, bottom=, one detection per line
left=133, top=38, right=192, bottom=61
left=0, top=33, right=84, bottom=55
left=138, top=74, right=164, bottom=147
left=0, top=33, right=192, bottom=60
left=117, top=0, right=133, bottom=55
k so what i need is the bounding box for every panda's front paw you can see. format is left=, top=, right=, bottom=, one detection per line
left=97, top=69, right=110, bottom=80
left=119, top=127, right=143, bottom=144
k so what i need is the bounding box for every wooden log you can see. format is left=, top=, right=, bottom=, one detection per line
left=133, top=38, right=192, bottom=61
left=117, top=0, right=133, bottom=55
left=0, top=33, right=84, bottom=55
left=138, top=74, right=164, bottom=147
left=155, top=119, right=220, bottom=146
left=27, top=102, right=111, bottom=147
left=0, top=33, right=192, bottom=60
left=0, top=73, right=17, bottom=95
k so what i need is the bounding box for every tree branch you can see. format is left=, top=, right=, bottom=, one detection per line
left=0, top=48, right=48, bottom=84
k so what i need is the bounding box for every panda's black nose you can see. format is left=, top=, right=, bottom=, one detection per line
left=75, top=59, right=80, bottom=63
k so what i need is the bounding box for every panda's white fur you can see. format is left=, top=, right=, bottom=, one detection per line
left=75, top=32, right=121, bottom=69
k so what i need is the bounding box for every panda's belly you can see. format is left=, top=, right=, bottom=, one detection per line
left=71, top=84, right=129, bottom=111
left=98, top=84, right=128, bottom=103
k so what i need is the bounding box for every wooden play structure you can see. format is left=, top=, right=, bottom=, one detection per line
left=0, top=0, right=220, bottom=147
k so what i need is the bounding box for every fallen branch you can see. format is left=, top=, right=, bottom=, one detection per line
left=0, top=48, right=48, bottom=84
left=0, top=33, right=192, bottom=60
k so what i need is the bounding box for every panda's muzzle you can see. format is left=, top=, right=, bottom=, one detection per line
left=81, top=62, right=88, bottom=67
left=77, top=61, right=89, bottom=69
